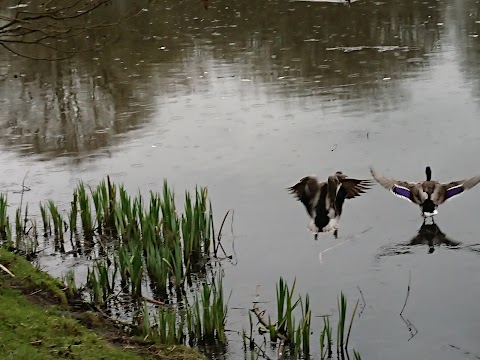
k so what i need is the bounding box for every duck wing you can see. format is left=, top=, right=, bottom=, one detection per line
left=435, top=176, right=480, bottom=204
left=370, top=167, right=420, bottom=204
left=287, top=176, right=325, bottom=216
left=338, top=177, right=374, bottom=199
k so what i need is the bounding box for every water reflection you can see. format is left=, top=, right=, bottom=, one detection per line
left=377, top=221, right=461, bottom=257
left=0, top=0, right=450, bottom=160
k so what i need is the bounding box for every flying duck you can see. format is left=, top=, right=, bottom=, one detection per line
left=288, top=171, right=373, bottom=239
left=370, top=166, right=480, bottom=218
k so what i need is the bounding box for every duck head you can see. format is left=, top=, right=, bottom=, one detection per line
left=425, top=166, right=432, bottom=181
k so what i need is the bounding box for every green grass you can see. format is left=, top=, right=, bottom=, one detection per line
left=0, top=287, right=143, bottom=360
left=0, top=247, right=207, bottom=360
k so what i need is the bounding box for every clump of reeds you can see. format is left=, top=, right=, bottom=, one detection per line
left=86, top=258, right=117, bottom=305
left=252, top=278, right=361, bottom=359
left=185, top=272, right=228, bottom=345
left=48, top=200, right=64, bottom=240
left=39, top=202, right=51, bottom=237
left=62, top=269, right=79, bottom=298
left=0, top=194, right=11, bottom=244
left=148, top=306, right=185, bottom=345
left=77, top=182, right=94, bottom=241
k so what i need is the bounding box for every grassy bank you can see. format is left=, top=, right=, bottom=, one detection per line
left=0, top=248, right=207, bottom=360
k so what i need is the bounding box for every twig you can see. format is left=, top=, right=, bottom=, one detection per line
left=400, top=313, right=418, bottom=341
left=252, top=303, right=288, bottom=342
left=244, top=335, right=273, bottom=360
left=400, top=270, right=411, bottom=316
left=319, top=226, right=372, bottom=262
left=16, top=168, right=31, bottom=211
left=399, top=270, right=418, bottom=340
left=214, top=209, right=233, bottom=257
left=356, top=286, right=366, bottom=318
left=0, top=263, right=15, bottom=277
left=142, top=296, right=165, bottom=306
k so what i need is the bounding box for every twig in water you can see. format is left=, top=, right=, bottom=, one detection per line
left=142, top=296, right=165, bottom=306
left=400, top=270, right=411, bottom=316
left=244, top=335, right=273, bottom=360
left=319, top=227, right=373, bottom=263
left=15, top=169, right=31, bottom=211
left=399, top=270, right=418, bottom=340
left=356, top=286, right=366, bottom=318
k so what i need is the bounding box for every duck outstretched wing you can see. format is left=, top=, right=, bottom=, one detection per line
left=287, top=176, right=325, bottom=215
left=370, top=167, right=418, bottom=203
left=338, top=177, right=374, bottom=199
left=436, top=176, right=480, bottom=204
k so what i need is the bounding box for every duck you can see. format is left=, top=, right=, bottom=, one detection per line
left=288, top=171, right=373, bottom=239
left=370, top=166, right=480, bottom=218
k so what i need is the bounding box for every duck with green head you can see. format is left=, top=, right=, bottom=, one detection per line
left=370, top=166, right=480, bottom=218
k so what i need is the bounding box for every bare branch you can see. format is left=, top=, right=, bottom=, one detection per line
left=0, top=0, right=147, bottom=59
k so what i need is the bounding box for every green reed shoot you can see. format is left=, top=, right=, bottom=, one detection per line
left=156, top=308, right=185, bottom=344
left=69, top=191, right=78, bottom=239
left=125, top=242, right=143, bottom=297
left=353, top=349, right=362, bottom=360
left=299, top=294, right=312, bottom=358
left=63, top=269, right=78, bottom=298
left=186, top=273, right=228, bottom=345
left=91, top=183, right=104, bottom=234
left=337, top=292, right=347, bottom=351
left=87, top=258, right=117, bottom=304
left=145, top=241, right=169, bottom=296
left=320, top=317, right=333, bottom=359
left=87, top=266, right=103, bottom=305
left=15, top=207, right=22, bottom=248
left=276, top=277, right=300, bottom=341
left=0, top=194, right=9, bottom=242
left=48, top=200, right=64, bottom=241
left=77, top=182, right=93, bottom=240
left=39, top=202, right=51, bottom=237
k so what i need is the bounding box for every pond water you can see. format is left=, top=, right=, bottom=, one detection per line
left=1, top=0, right=480, bottom=359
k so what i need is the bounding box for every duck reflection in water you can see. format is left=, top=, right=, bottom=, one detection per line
left=410, top=220, right=461, bottom=254
left=377, top=220, right=461, bottom=257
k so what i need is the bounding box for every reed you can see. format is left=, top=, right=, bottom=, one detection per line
left=77, top=182, right=94, bottom=240
left=0, top=194, right=9, bottom=243
left=299, top=294, right=312, bottom=358
left=68, top=190, right=78, bottom=240
left=39, top=202, right=51, bottom=237
left=353, top=349, right=362, bottom=360
left=276, top=277, right=300, bottom=342
left=48, top=200, right=64, bottom=241
left=15, top=207, right=23, bottom=248
left=63, top=269, right=78, bottom=298
left=337, top=292, right=347, bottom=352
left=86, top=258, right=117, bottom=305
left=186, top=272, right=228, bottom=345
left=320, top=317, right=333, bottom=359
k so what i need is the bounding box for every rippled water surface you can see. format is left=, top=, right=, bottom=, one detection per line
left=2, top=0, right=480, bottom=359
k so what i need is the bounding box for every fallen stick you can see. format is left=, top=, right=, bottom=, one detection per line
left=0, top=263, right=15, bottom=277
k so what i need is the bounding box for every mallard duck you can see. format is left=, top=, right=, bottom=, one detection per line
left=370, top=166, right=480, bottom=218
left=288, top=171, right=373, bottom=239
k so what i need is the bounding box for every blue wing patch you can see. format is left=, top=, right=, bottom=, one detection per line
left=446, top=185, right=464, bottom=199
left=392, top=184, right=411, bottom=199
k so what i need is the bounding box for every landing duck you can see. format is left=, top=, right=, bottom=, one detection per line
left=288, top=171, right=373, bottom=239
left=370, top=166, right=480, bottom=218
